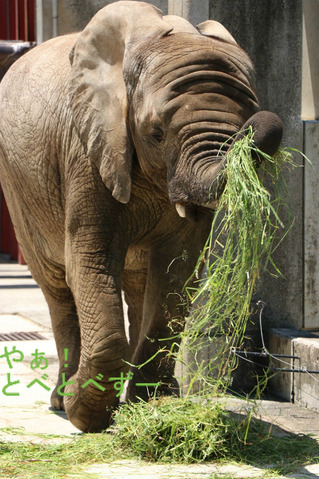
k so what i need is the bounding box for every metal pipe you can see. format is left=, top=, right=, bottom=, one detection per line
left=52, top=0, right=58, bottom=37
left=273, top=368, right=319, bottom=374
left=234, top=350, right=299, bottom=359
left=36, top=0, right=43, bottom=44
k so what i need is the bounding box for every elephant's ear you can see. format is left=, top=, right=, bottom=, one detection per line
left=197, top=20, right=237, bottom=45
left=69, top=1, right=172, bottom=204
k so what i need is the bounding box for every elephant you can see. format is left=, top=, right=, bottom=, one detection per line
left=0, top=1, right=282, bottom=432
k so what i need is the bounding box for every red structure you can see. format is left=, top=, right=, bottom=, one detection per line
left=0, top=0, right=35, bottom=42
left=0, top=0, right=35, bottom=262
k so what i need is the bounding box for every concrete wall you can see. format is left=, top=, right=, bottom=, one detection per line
left=302, top=1, right=319, bottom=330
left=304, top=121, right=319, bottom=329
left=209, top=1, right=304, bottom=329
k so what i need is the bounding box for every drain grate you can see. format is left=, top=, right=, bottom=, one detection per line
left=0, top=331, right=47, bottom=341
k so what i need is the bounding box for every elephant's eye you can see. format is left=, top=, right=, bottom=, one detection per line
left=150, top=127, right=164, bottom=144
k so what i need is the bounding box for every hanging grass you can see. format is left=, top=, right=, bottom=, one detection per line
left=112, top=129, right=306, bottom=469
left=111, top=131, right=310, bottom=469
left=177, top=127, right=296, bottom=395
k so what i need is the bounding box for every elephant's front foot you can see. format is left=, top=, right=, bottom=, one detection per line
left=63, top=377, right=119, bottom=432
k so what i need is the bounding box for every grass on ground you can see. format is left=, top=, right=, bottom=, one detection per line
left=1, top=398, right=318, bottom=478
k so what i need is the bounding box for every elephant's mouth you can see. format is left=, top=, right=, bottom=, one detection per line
left=170, top=163, right=224, bottom=222
left=175, top=201, right=217, bottom=221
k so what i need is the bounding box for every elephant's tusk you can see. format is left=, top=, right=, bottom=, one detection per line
left=175, top=203, right=187, bottom=218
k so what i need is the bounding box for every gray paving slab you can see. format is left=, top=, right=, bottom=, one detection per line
left=86, top=460, right=319, bottom=478
left=0, top=255, right=80, bottom=439
left=86, top=460, right=273, bottom=478
left=0, top=254, right=51, bottom=328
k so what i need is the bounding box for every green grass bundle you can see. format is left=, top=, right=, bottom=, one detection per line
left=115, top=398, right=234, bottom=462
left=114, top=396, right=318, bottom=470
left=179, top=127, right=295, bottom=394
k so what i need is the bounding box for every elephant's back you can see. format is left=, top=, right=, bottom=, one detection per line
left=0, top=33, right=77, bottom=85
left=0, top=34, right=77, bottom=123
left=0, top=33, right=78, bottom=185
left=0, top=35, right=77, bottom=266
left=0, top=33, right=79, bottom=172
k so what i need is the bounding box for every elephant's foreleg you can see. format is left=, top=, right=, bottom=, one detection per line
left=125, top=251, right=190, bottom=401
left=125, top=272, right=184, bottom=401
left=63, top=269, right=130, bottom=432
left=63, top=237, right=130, bottom=431
left=62, top=167, right=132, bottom=432
left=125, top=219, right=211, bottom=402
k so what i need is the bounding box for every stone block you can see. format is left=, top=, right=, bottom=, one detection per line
left=267, top=328, right=296, bottom=402
left=293, top=337, right=319, bottom=411
left=267, top=328, right=319, bottom=411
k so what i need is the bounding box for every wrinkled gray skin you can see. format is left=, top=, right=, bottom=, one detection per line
left=0, top=2, right=282, bottom=432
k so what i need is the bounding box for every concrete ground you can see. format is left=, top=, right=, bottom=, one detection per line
left=0, top=254, right=319, bottom=478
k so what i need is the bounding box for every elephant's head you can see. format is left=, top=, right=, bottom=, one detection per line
left=69, top=1, right=282, bottom=219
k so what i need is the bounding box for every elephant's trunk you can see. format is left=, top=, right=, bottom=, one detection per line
left=229, top=110, right=283, bottom=164
left=172, top=110, right=283, bottom=218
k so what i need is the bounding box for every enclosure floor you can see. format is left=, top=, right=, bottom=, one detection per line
left=0, top=254, right=318, bottom=478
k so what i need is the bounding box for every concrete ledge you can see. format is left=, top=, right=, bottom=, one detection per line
left=267, top=328, right=319, bottom=411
